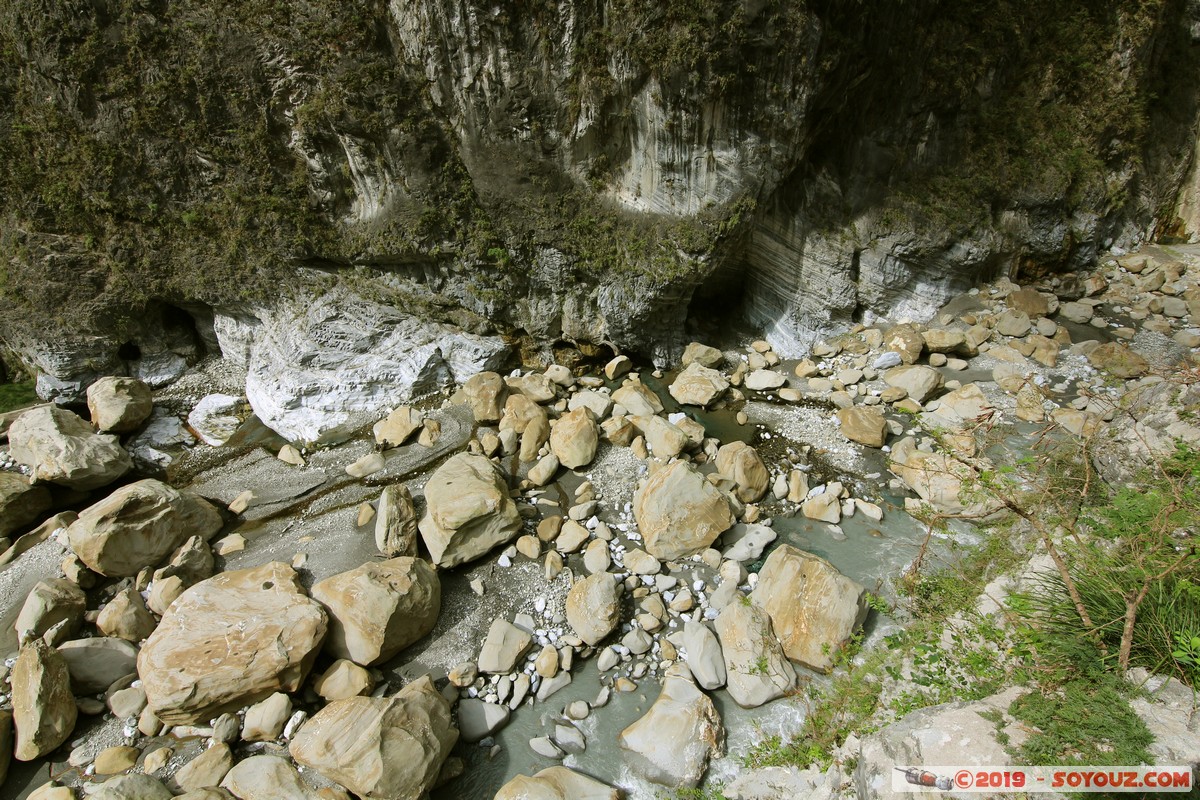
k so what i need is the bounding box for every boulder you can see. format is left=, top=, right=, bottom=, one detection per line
left=889, top=437, right=999, bottom=516
left=883, top=324, right=925, bottom=364
left=241, top=692, right=292, bottom=742
left=187, top=394, right=249, bottom=447
left=478, top=618, right=533, bottom=674
left=372, top=406, right=423, bottom=448
left=289, top=675, right=457, bottom=800
left=632, top=415, right=690, bottom=459
left=549, top=407, right=599, bottom=469
left=634, top=461, right=734, bottom=560
left=612, top=383, right=663, bottom=417
left=721, top=523, right=777, bottom=563
left=507, top=372, right=557, bottom=403
left=12, top=640, right=77, bottom=761
left=715, top=601, right=796, bottom=708
left=138, top=562, right=327, bottom=724
left=682, top=621, right=726, bottom=690
left=67, top=479, right=223, bottom=577
left=883, top=365, right=944, bottom=404
left=681, top=342, right=724, bottom=368
left=417, top=453, right=522, bottom=567
left=90, top=775, right=174, bottom=800
left=8, top=405, right=132, bottom=491
left=220, top=755, right=323, bottom=800
left=1088, top=342, right=1150, bottom=378
left=87, top=377, right=154, bottom=434
left=457, top=698, right=511, bottom=743
left=313, top=659, right=375, bottom=701
left=57, top=637, right=138, bottom=694
left=995, top=309, right=1032, bottom=337
left=837, top=406, right=887, bottom=448
left=567, top=390, right=614, bottom=420
left=1007, top=288, right=1050, bottom=317
left=374, top=483, right=419, bottom=558
left=15, top=579, right=86, bottom=644
left=565, top=572, right=623, bottom=646
left=618, top=671, right=722, bottom=787
left=751, top=544, right=869, bottom=673
left=96, top=588, right=157, bottom=642
left=462, top=372, right=508, bottom=422
left=173, top=743, right=233, bottom=792
left=743, top=369, right=786, bottom=391
left=494, top=767, right=620, bottom=800
left=669, top=363, right=729, bottom=407
left=716, top=442, right=769, bottom=503
left=924, top=383, right=993, bottom=430
left=0, top=472, right=52, bottom=537
left=311, top=557, right=440, bottom=666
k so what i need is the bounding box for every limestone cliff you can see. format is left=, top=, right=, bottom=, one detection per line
left=1, top=0, right=1199, bottom=407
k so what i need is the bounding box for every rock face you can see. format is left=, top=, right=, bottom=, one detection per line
left=565, top=573, right=623, bottom=646
left=12, top=640, right=77, bottom=761
left=138, top=562, right=327, bottom=724
left=87, top=376, right=154, bottom=433
left=751, top=544, right=869, bottom=673
left=634, top=461, right=735, bottom=560
left=494, top=767, right=620, bottom=800
left=311, top=557, right=441, bottom=666
left=418, top=453, right=522, bottom=567
left=215, top=285, right=510, bottom=443
left=618, top=671, right=723, bottom=788
left=8, top=405, right=132, bottom=491
left=288, top=675, right=457, bottom=800
left=0, top=472, right=52, bottom=537
left=67, top=479, right=224, bottom=578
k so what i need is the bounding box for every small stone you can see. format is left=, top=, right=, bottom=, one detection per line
left=346, top=452, right=385, bottom=478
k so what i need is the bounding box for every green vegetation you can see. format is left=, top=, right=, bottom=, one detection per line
left=0, top=380, right=38, bottom=412
left=1009, top=675, right=1154, bottom=766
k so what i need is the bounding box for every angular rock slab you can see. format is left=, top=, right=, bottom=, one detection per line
left=494, top=766, right=620, bottom=800
left=311, top=557, right=440, bottom=666
left=751, top=545, right=868, bottom=673
left=12, top=640, right=77, bottom=761
left=289, top=675, right=457, bottom=800
left=634, top=461, right=734, bottom=560
left=374, top=483, right=418, bottom=557
left=618, top=671, right=723, bottom=787
left=0, top=471, right=52, bottom=537
left=418, top=453, right=522, bottom=567
left=566, top=572, right=623, bottom=647
left=138, top=562, right=327, bottom=724
left=478, top=618, right=533, bottom=674
left=715, top=601, right=796, bottom=708
left=669, top=362, right=729, bottom=408
left=221, top=755, right=323, bottom=800
left=549, top=407, right=599, bottom=469
left=8, top=405, right=132, bottom=491
left=14, top=578, right=86, bottom=644
left=67, top=479, right=224, bottom=577
left=87, top=376, right=154, bottom=434
left=715, top=441, right=769, bottom=503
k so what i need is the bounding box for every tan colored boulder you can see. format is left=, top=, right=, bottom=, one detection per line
left=612, top=383, right=663, bottom=417
left=1007, top=288, right=1050, bottom=317
left=417, top=453, right=522, bottom=567
left=1088, top=342, right=1150, bottom=378
left=90, top=774, right=173, bottom=799
left=138, top=562, right=327, bottom=724
left=837, top=407, right=887, bottom=448
left=221, top=755, right=323, bottom=800
left=478, top=618, right=533, bottom=674
left=173, top=743, right=233, bottom=792
left=566, top=572, right=623, bottom=646
left=751, top=544, right=869, bottom=673
left=15, top=579, right=86, bottom=644
left=314, top=659, right=375, bottom=701
left=681, top=342, right=723, bottom=369
left=372, top=406, right=423, bottom=448
left=462, top=372, right=508, bottom=422
left=883, top=365, right=944, bottom=403
left=632, top=415, right=690, bottom=459
left=549, top=407, right=599, bottom=469
left=883, top=324, right=925, bottom=364
left=889, top=438, right=999, bottom=515
left=57, top=637, right=138, bottom=694
left=715, top=442, right=769, bottom=503
left=67, top=479, right=223, bottom=578
left=374, top=483, right=418, bottom=558
left=0, top=472, right=52, bottom=537
left=925, top=383, right=993, bottom=430
left=618, top=671, right=722, bottom=788
left=9, top=405, right=132, bottom=491
left=87, top=377, right=153, bottom=434
left=312, top=557, right=440, bottom=666
left=12, top=640, right=77, bottom=761
left=715, top=601, right=796, bottom=708
left=669, top=363, right=728, bottom=408
left=494, top=767, right=620, bottom=800
left=634, top=461, right=734, bottom=560
left=289, top=675, right=457, bottom=800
